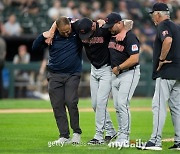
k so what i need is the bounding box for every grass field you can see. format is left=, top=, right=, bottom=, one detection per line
left=0, top=98, right=178, bottom=154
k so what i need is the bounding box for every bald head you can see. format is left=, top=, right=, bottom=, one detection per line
left=56, top=16, right=72, bottom=37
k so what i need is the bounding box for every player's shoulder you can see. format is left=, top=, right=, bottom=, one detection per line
left=158, top=19, right=175, bottom=28
left=96, top=23, right=110, bottom=36
left=126, top=30, right=139, bottom=42
left=70, top=19, right=80, bottom=33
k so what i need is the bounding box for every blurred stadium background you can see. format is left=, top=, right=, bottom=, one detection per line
left=0, top=0, right=180, bottom=99
left=0, top=1, right=179, bottom=153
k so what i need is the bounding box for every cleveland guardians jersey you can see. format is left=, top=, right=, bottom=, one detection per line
left=81, top=24, right=111, bottom=69
left=108, top=30, right=140, bottom=68
left=153, top=19, right=180, bottom=80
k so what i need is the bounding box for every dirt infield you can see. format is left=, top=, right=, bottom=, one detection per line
left=0, top=107, right=155, bottom=114
left=0, top=107, right=171, bottom=114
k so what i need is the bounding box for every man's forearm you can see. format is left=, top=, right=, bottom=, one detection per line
left=159, top=37, right=172, bottom=60
left=118, top=54, right=139, bottom=70
left=49, top=21, right=57, bottom=34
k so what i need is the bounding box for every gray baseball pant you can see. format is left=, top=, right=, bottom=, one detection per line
left=112, top=65, right=140, bottom=141
left=150, top=78, right=180, bottom=146
left=90, top=64, right=116, bottom=141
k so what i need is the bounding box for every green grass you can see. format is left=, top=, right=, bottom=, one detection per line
left=0, top=98, right=178, bottom=153
left=0, top=98, right=152, bottom=109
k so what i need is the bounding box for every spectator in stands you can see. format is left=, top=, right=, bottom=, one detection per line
left=35, top=49, right=49, bottom=100
left=24, top=0, right=39, bottom=15
left=103, top=0, right=114, bottom=15
left=139, top=34, right=153, bottom=64
left=0, top=1, right=4, bottom=12
left=2, top=14, right=22, bottom=36
left=48, top=0, right=61, bottom=21
left=67, top=0, right=76, bottom=9
left=48, top=0, right=73, bottom=21
left=13, top=44, right=30, bottom=97
left=117, top=0, right=130, bottom=19
left=91, top=1, right=101, bottom=20
left=71, top=6, right=82, bottom=19
left=126, top=0, right=143, bottom=22
left=174, top=8, right=180, bottom=25
left=13, top=45, right=30, bottom=65
left=0, top=35, right=6, bottom=99
left=79, top=2, right=91, bottom=17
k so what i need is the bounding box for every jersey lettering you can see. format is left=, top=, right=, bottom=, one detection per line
left=82, top=37, right=104, bottom=44
left=108, top=42, right=124, bottom=52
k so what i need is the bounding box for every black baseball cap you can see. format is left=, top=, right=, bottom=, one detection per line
left=102, top=12, right=122, bottom=29
left=149, top=2, right=169, bottom=14
left=78, top=17, right=93, bottom=40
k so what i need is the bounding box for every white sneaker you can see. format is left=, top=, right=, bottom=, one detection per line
left=108, top=140, right=129, bottom=149
left=54, top=137, right=71, bottom=145
left=71, top=133, right=81, bottom=144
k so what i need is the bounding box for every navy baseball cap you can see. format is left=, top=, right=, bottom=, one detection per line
left=78, top=17, right=93, bottom=40
left=149, top=3, right=169, bottom=14
left=102, top=12, right=122, bottom=29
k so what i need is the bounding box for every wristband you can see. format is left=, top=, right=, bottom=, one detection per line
left=159, top=59, right=165, bottom=62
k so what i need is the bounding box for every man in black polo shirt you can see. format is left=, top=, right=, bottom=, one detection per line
left=102, top=12, right=140, bottom=148
left=32, top=16, right=82, bottom=144
left=140, top=3, right=180, bottom=151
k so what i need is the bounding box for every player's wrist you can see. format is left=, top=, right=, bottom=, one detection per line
left=117, top=65, right=121, bottom=71
left=159, top=58, right=165, bottom=62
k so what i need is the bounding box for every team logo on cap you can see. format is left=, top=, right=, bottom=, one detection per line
left=132, top=44, right=138, bottom=52
left=80, top=29, right=85, bottom=34
left=105, top=18, right=109, bottom=22
left=162, top=30, right=168, bottom=36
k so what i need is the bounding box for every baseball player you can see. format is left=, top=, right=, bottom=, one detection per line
left=139, top=3, right=180, bottom=151
left=78, top=17, right=117, bottom=144
left=102, top=12, right=140, bottom=148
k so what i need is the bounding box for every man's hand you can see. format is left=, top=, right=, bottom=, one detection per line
left=45, top=38, right=53, bottom=45
left=157, top=60, right=172, bottom=71
left=122, top=19, right=133, bottom=31
left=114, top=20, right=133, bottom=42
left=112, top=67, right=120, bottom=75
left=43, top=31, right=54, bottom=38
left=43, top=31, right=54, bottom=45
left=114, top=30, right=126, bottom=41
left=97, top=19, right=105, bottom=27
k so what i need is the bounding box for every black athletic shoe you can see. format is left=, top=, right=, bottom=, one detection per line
left=143, top=141, right=162, bottom=150
left=104, top=134, right=117, bottom=143
left=169, top=143, right=180, bottom=150
left=87, top=138, right=104, bottom=145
